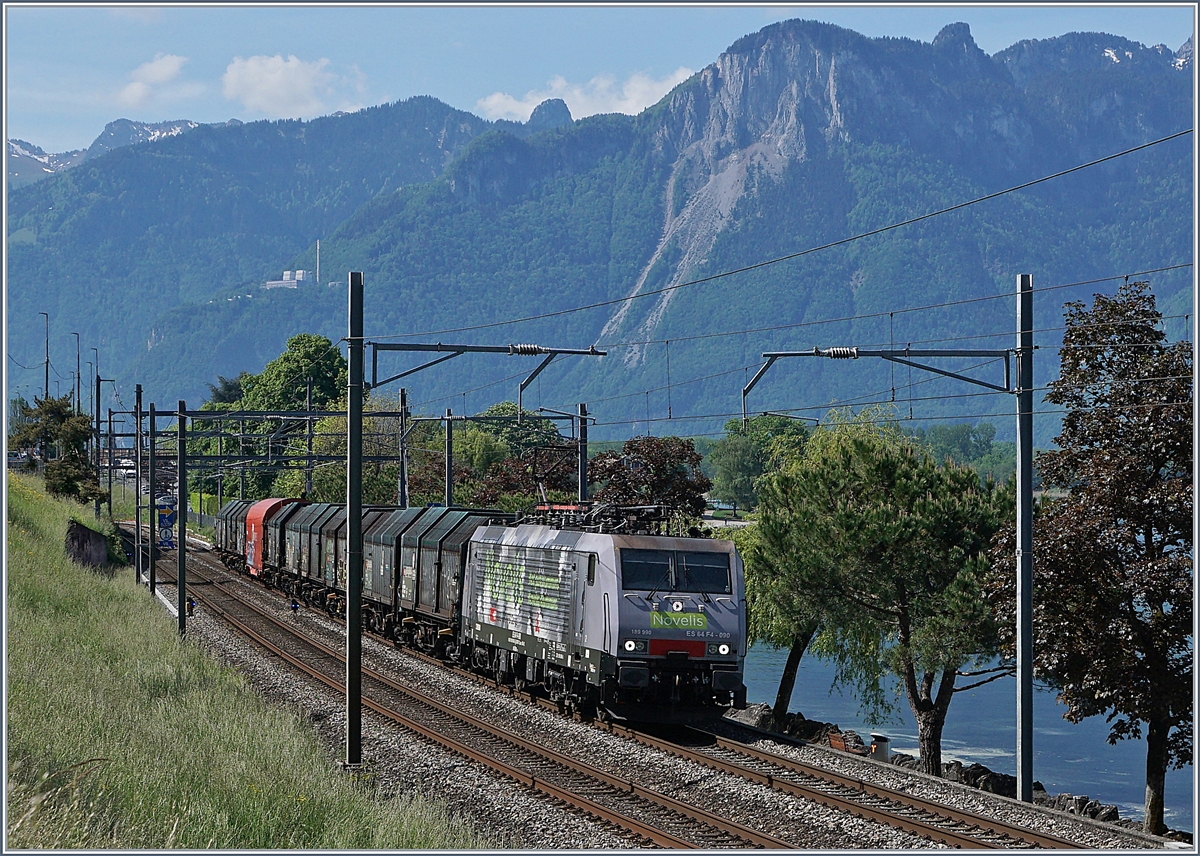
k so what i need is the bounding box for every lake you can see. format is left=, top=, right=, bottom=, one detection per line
left=743, top=645, right=1194, bottom=833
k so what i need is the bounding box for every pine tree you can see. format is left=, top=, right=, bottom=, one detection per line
left=753, top=410, right=1011, bottom=774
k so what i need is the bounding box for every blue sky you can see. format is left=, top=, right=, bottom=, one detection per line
left=4, top=4, right=1196, bottom=153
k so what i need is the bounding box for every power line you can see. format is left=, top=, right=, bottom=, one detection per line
left=583, top=366, right=1189, bottom=432
left=412, top=368, right=533, bottom=410
left=595, top=264, right=1192, bottom=350
left=374, top=132, right=1191, bottom=340
left=6, top=354, right=40, bottom=371
left=552, top=307, right=1192, bottom=418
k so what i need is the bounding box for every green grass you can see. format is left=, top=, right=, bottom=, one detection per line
left=6, top=472, right=495, bottom=849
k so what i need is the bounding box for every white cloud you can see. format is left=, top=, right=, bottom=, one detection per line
left=476, top=67, right=694, bottom=122
left=118, top=81, right=151, bottom=107
left=117, top=53, right=189, bottom=108
left=133, top=53, right=188, bottom=85
left=222, top=54, right=334, bottom=118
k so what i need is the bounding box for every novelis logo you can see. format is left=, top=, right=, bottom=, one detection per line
left=650, top=611, right=707, bottom=630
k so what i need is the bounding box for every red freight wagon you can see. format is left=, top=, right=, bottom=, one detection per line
left=245, top=498, right=305, bottom=576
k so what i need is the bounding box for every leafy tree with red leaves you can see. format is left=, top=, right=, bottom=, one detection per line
left=587, top=435, right=711, bottom=518
left=987, top=280, right=1192, bottom=835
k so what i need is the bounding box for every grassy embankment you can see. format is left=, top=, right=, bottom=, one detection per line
left=6, top=473, right=494, bottom=849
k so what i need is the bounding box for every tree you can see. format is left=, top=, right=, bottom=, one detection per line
left=241, top=333, right=347, bottom=412
left=708, top=415, right=810, bottom=510
left=588, top=435, right=711, bottom=518
left=738, top=523, right=821, bottom=730
left=457, top=426, right=511, bottom=475
left=986, top=281, right=1192, bottom=835
left=906, top=422, right=1017, bottom=484
left=469, top=401, right=562, bottom=453
left=10, top=394, right=105, bottom=503
left=8, top=394, right=34, bottom=440
left=205, top=372, right=251, bottom=404
left=708, top=433, right=760, bottom=510
left=754, top=411, right=1010, bottom=775
left=198, top=335, right=349, bottom=500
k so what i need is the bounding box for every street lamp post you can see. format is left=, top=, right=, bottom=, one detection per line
left=71, top=333, right=81, bottom=414
left=38, top=312, right=48, bottom=400
left=90, top=348, right=99, bottom=470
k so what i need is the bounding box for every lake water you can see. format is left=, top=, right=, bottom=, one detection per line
left=743, top=645, right=1194, bottom=833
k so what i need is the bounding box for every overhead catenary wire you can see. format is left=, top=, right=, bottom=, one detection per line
left=6, top=354, right=40, bottom=371
left=589, top=396, right=1189, bottom=432
left=543, top=342, right=1189, bottom=433
left=836, top=311, right=1192, bottom=351
left=576, top=367, right=1189, bottom=434
left=546, top=303, right=1189, bottom=420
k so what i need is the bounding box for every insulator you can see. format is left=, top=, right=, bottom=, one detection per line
left=827, top=347, right=859, bottom=359
left=510, top=343, right=541, bottom=355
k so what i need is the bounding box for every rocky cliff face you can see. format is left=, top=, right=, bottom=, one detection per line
left=597, top=19, right=1190, bottom=356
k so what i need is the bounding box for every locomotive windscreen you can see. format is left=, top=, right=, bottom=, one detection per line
left=621, top=549, right=671, bottom=590
left=676, top=551, right=731, bottom=593
left=620, top=549, right=730, bottom=594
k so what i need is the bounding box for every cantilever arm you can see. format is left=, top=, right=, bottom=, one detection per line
left=518, top=354, right=557, bottom=421
left=741, top=355, right=779, bottom=427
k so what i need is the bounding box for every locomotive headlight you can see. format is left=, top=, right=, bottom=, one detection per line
left=718, top=643, right=731, bottom=656
left=624, top=639, right=637, bottom=652
left=707, top=642, right=734, bottom=656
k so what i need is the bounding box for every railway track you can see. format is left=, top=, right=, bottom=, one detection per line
left=414, top=649, right=1084, bottom=850
left=156, top=549, right=792, bottom=849
left=141, top=535, right=1091, bottom=850
left=608, top=723, right=1086, bottom=850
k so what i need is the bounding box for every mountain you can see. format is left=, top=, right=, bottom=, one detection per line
left=83, top=118, right=210, bottom=159
left=6, top=139, right=88, bottom=189
left=6, top=21, right=1191, bottom=444
left=307, top=21, right=1190, bottom=441
left=7, top=119, right=211, bottom=189
left=7, top=95, right=500, bottom=385
left=6, top=103, right=576, bottom=192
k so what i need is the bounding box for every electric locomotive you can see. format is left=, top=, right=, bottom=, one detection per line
left=461, top=519, right=747, bottom=720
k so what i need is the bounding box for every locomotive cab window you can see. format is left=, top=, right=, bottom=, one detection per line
left=621, top=549, right=730, bottom=594
left=677, top=551, right=731, bottom=594
left=621, top=550, right=672, bottom=591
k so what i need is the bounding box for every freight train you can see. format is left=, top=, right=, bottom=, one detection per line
left=214, top=499, right=748, bottom=721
